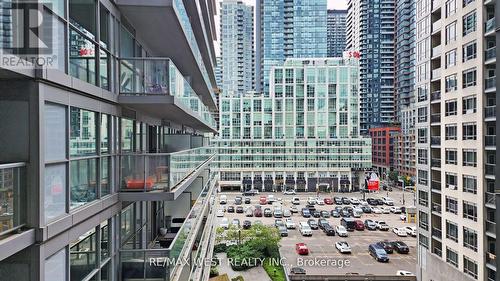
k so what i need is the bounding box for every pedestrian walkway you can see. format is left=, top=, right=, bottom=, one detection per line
left=216, top=253, right=272, bottom=281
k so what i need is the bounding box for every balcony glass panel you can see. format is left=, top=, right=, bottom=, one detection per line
left=0, top=163, right=26, bottom=235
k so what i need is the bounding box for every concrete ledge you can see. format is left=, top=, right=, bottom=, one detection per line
left=0, top=229, right=36, bottom=261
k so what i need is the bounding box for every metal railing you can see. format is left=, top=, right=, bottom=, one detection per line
left=485, top=17, right=496, bottom=33
left=431, top=181, right=442, bottom=190
left=120, top=147, right=215, bottom=192
left=0, top=163, right=26, bottom=237
left=431, top=227, right=442, bottom=238
left=431, top=158, right=441, bottom=168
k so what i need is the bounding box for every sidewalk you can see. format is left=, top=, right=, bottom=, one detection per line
left=216, top=253, right=272, bottom=281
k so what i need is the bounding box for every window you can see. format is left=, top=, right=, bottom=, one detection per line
left=463, top=122, right=477, bottom=140
left=445, top=21, right=457, bottom=44
left=446, top=197, right=458, bottom=214
left=464, top=256, right=478, bottom=279
left=462, top=11, right=476, bottom=36
left=418, top=170, right=428, bottom=185
left=70, top=158, right=97, bottom=208
left=445, top=74, right=457, bottom=92
left=463, top=227, right=478, bottom=251
left=45, top=249, right=67, bottom=281
left=70, top=228, right=97, bottom=280
left=45, top=103, right=67, bottom=162
left=445, top=149, right=457, bottom=165
left=446, top=248, right=458, bottom=267
left=419, top=234, right=429, bottom=249
left=418, top=128, right=427, bottom=143
left=445, top=0, right=456, bottom=17
left=446, top=172, right=458, bottom=189
left=463, top=175, right=477, bottom=194
left=419, top=190, right=429, bottom=206
left=462, top=68, right=477, bottom=88
left=463, top=0, right=475, bottom=6
left=121, top=119, right=134, bottom=152
left=419, top=211, right=429, bottom=230
left=462, top=149, right=477, bottom=167
left=418, top=149, right=428, bottom=165
left=462, top=96, right=476, bottom=114
left=70, top=107, right=97, bottom=156
left=462, top=41, right=477, bottom=62
left=463, top=201, right=477, bottom=221
left=417, top=107, right=427, bottom=122
left=445, top=124, right=457, bottom=140
left=446, top=221, right=458, bottom=241
left=445, top=99, right=457, bottom=116
left=445, top=50, right=456, bottom=68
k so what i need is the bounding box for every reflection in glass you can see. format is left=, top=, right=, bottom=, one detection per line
left=99, top=4, right=110, bottom=48
left=44, top=164, right=66, bottom=223
left=100, top=49, right=109, bottom=90
left=121, top=119, right=134, bottom=152
left=70, top=159, right=97, bottom=209
left=101, top=157, right=110, bottom=196
left=0, top=165, right=26, bottom=232
left=101, top=220, right=109, bottom=261
left=69, top=29, right=96, bottom=85
left=45, top=249, right=66, bottom=281
left=101, top=114, right=109, bottom=153
left=69, top=0, right=96, bottom=39
left=70, top=107, right=97, bottom=157
left=45, top=103, right=67, bottom=162
left=70, top=228, right=97, bottom=281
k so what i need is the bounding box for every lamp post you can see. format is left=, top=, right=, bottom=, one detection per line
left=402, top=180, right=406, bottom=206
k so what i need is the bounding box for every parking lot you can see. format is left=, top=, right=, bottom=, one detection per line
left=214, top=190, right=417, bottom=276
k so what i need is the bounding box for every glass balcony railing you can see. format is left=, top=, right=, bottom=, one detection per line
left=431, top=227, right=442, bottom=239
left=432, top=203, right=442, bottom=213
left=431, top=180, right=441, bottom=191
left=119, top=58, right=216, bottom=128
left=486, top=220, right=496, bottom=234
left=485, top=47, right=496, bottom=61
left=119, top=173, right=217, bottom=281
left=485, top=106, right=497, bottom=119
left=431, top=91, right=441, bottom=101
left=486, top=17, right=496, bottom=33
left=430, top=114, right=441, bottom=123
left=485, top=163, right=496, bottom=176
left=431, top=158, right=441, bottom=168
left=0, top=163, right=26, bottom=236
left=485, top=76, right=496, bottom=90
left=485, top=135, right=497, bottom=146
left=431, top=136, right=441, bottom=145
left=120, top=147, right=215, bottom=192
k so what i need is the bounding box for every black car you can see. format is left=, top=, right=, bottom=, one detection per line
left=317, top=219, right=330, bottom=230
left=264, top=208, right=273, bottom=217
left=290, top=267, right=306, bottom=275
left=312, top=211, right=321, bottom=218
left=301, top=208, right=311, bottom=218
left=376, top=198, right=385, bottom=205
left=307, top=219, right=319, bottom=229
left=323, top=225, right=336, bottom=236
left=306, top=204, right=316, bottom=212
left=342, top=197, right=350, bottom=204
left=335, top=206, right=343, bottom=213
left=242, top=220, right=252, bottom=229
left=392, top=241, right=410, bottom=254
left=227, top=206, right=235, bottom=213
left=242, top=189, right=259, bottom=196
left=376, top=241, right=394, bottom=254
left=361, top=206, right=372, bottom=213
left=320, top=210, right=330, bottom=218
left=331, top=210, right=340, bottom=217
left=236, top=206, right=244, bottom=213
left=366, top=198, right=377, bottom=206
left=244, top=197, right=251, bottom=204
left=333, top=197, right=343, bottom=205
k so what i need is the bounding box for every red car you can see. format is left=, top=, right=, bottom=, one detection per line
left=354, top=220, right=365, bottom=231
left=259, top=196, right=267, bottom=205
left=295, top=243, right=309, bottom=255
left=324, top=198, right=333, bottom=205
left=254, top=208, right=263, bottom=217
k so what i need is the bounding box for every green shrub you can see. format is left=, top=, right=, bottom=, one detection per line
left=262, top=258, right=286, bottom=281
left=231, top=276, right=245, bottom=281
left=209, top=266, right=219, bottom=277
left=214, top=243, right=228, bottom=253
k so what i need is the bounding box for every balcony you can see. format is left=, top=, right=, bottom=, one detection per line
left=485, top=106, right=497, bottom=120
left=485, top=47, right=496, bottom=62
left=431, top=91, right=441, bottom=102
left=119, top=58, right=216, bottom=132
left=485, top=18, right=496, bottom=34
left=431, top=158, right=441, bottom=168
left=485, top=163, right=496, bottom=177
left=432, top=45, right=442, bottom=58
left=0, top=163, right=26, bottom=236
left=115, top=0, right=217, bottom=108
left=432, top=203, right=442, bottom=214
left=431, top=227, right=442, bottom=239
left=432, top=20, right=442, bottom=34
left=119, top=147, right=215, bottom=200
left=431, top=68, right=441, bottom=80
left=430, top=114, right=441, bottom=124
left=485, top=135, right=496, bottom=147
left=431, top=136, right=441, bottom=146
left=486, top=220, right=497, bottom=238
left=485, top=76, right=496, bottom=91
left=486, top=252, right=497, bottom=270
left=431, top=180, right=442, bottom=191
left=485, top=192, right=496, bottom=208
left=432, top=0, right=441, bottom=11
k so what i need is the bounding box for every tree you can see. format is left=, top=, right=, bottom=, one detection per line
left=388, top=170, right=399, bottom=183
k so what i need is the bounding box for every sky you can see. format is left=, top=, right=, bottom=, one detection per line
left=214, top=0, right=348, bottom=54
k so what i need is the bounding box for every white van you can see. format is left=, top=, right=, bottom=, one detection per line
left=219, top=195, right=227, bottom=204
left=299, top=222, right=312, bottom=236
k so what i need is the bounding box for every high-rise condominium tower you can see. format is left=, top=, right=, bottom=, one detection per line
left=327, top=9, right=348, bottom=58
left=256, top=0, right=327, bottom=95
left=220, top=0, right=255, bottom=95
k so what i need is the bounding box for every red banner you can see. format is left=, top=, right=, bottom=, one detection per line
left=367, top=180, right=379, bottom=191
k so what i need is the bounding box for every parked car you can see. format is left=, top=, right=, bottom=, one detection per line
left=290, top=267, right=306, bottom=275
left=381, top=207, right=391, bottom=214
left=227, top=206, right=235, bottom=213
left=301, top=208, right=311, bottom=218
left=283, top=189, right=296, bottom=195
left=259, top=196, right=267, bottom=205
left=295, top=243, right=309, bottom=255
left=405, top=226, right=417, bottom=237
left=219, top=195, right=227, bottom=204
left=361, top=205, right=372, bottom=213
left=331, top=210, right=340, bottom=218
left=312, top=211, right=321, bottom=218
left=324, top=198, right=333, bottom=205
left=285, top=218, right=296, bottom=229
left=267, top=195, right=276, bottom=204
left=376, top=241, right=394, bottom=254
left=264, top=208, right=272, bottom=217
left=307, top=219, right=319, bottom=230
left=390, top=206, right=402, bottom=214
left=352, top=211, right=362, bottom=218
left=290, top=206, right=299, bottom=213
left=320, top=210, right=330, bottom=218
left=273, top=209, right=283, bottom=218
left=392, top=241, right=410, bottom=254
left=372, top=207, right=382, bottom=214
left=253, top=207, right=262, bottom=217
left=335, top=241, right=352, bottom=253
left=364, top=219, right=377, bottom=230
left=376, top=220, right=390, bottom=231
left=274, top=219, right=284, bottom=228
left=278, top=226, right=288, bottom=237
left=216, top=209, right=224, bottom=217
left=283, top=209, right=291, bottom=217
left=376, top=198, right=385, bottom=205
left=382, top=197, right=394, bottom=206
left=341, top=210, right=350, bottom=217
left=242, top=220, right=252, bottom=229
left=242, top=189, right=259, bottom=196
left=349, top=197, right=360, bottom=205
left=236, top=206, right=244, bottom=213
left=366, top=198, right=378, bottom=205
left=299, top=222, right=312, bottom=236
left=369, top=244, right=389, bottom=262
left=245, top=207, right=253, bottom=217
left=317, top=219, right=330, bottom=230
left=322, top=224, right=336, bottom=236
left=354, top=220, right=365, bottom=230
left=307, top=197, right=316, bottom=205
left=333, top=197, right=343, bottom=205
left=244, top=197, right=251, bottom=204
left=306, top=204, right=316, bottom=212
left=219, top=218, right=229, bottom=229
left=393, top=227, right=408, bottom=237
left=234, top=196, right=242, bottom=205
left=291, top=197, right=300, bottom=205
left=231, top=219, right=240, bottom=228
left=315, top=197, right=325, bottom=205
left=335, top=225, right=348, bottom=237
